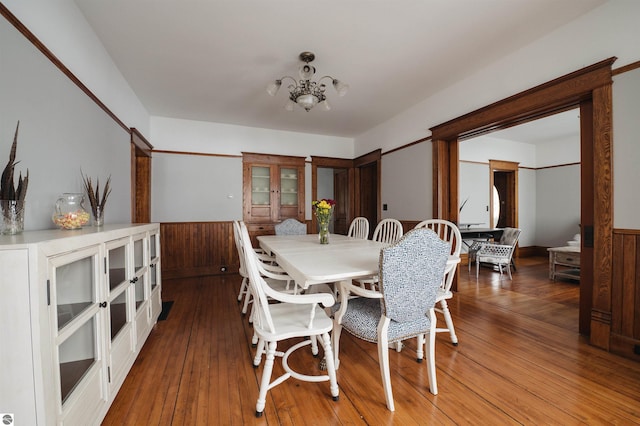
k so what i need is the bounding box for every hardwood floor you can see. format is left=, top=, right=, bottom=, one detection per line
left=103, top=257, right=640, bottom=425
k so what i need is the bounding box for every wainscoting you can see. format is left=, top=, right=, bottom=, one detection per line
left=611, top=229, right=640, bottom=361
left=160, top=222, right=238, bottom=280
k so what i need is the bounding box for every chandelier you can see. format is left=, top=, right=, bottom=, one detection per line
left=266, top=51, right=349, bottom=112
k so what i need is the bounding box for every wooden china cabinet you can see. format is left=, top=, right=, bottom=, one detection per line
left=242, top=152, right=305, bottom=243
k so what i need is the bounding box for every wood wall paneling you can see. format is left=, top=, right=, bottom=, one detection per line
left=160, top=222, right=237, bottom=280
left=610, top=230, right=640, bottom=361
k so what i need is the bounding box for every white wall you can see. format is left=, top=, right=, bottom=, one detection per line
left=459, top=132, right=580, bottom=248
left=3, top=0, right=150, bottom=137
left=381, top=142, right=431, bottom=221
left=613, top=68, right=640, bottom=229
left=0, top=11, right=131, bottom=231
left=459, top=162, right=490, bottom=227
left=535, top=165, right=580, bottom=247
left=357, top=0, right=640, bottom=229
left=150, top=116, right=353, bottom=222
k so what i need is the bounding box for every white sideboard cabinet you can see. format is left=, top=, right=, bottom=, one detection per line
left=0, top=224, right=161, bottom=425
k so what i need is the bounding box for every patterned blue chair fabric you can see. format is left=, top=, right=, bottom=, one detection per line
left=274, top=218, right=307, bottom=235
left=333, top=228, right=450, bottom=411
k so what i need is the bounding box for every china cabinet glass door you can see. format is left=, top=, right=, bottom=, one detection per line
left=132, top=234, right=146, bottom=311
left=49, top=245, right=104, bottom=407
left=280, top=167, right=298, bottom=208
left=251, top=166, right=271, bottom=207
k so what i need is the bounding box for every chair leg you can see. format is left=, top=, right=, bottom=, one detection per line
left=310, top=335, right=319, bottom=356
left=507, top=263, right=513, bottom=280
left=439, top=299, right=458, bottom=345
left=237, top=276, right=248, bottom=302
left=320, top=332, right=340, bottom=400
left=332, top=322, right=343, bottom=370
left=426, top=311, right=438, bottom=395
left=255, top=341, right=277, bottom=417
left=476, top=257, right=480, bottom=279
left=377, top=318, right=395, bottom=411
left=416, top=334, right=425, bottom=362
left=253, top=338, right=265, bottom=367
left=242, top=287, right=252, bottom=315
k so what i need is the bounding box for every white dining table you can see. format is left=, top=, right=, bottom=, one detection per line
left=258, top=233, right=461, bottom=290
left=257, top=234, right=387, bottom=289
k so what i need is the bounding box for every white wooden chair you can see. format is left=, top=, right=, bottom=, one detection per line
left=239, top=222, right=339, bottom=417
left=347, top=216, right=369, bottom=239
left=274, top=218, right=307, bottom=235
left=414, top=219, right=462, bottom=345
left=332, top=229, right=450, bottom=411
left=372, top=218, right=403, bottom=244
left=233, top=221, right=298, bottom=317
left=475, top=227, right=521, bottom=279
left=355, top=218, right=403, bottom=290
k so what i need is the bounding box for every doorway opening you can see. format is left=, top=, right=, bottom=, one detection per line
left=431, top=58, right=614, bottom=347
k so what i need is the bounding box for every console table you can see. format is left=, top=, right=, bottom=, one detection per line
left=548, top=246, right=580, bottom=281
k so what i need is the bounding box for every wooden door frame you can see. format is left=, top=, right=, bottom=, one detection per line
left=489, top=160, right=519, bottom=229
left=311, top=156, right=355, bottom=231
left=130, top=128, right=153, bottom=223
left=353, top=149, right=382, bottom=223
left=430, top=57, right=615, bottom=350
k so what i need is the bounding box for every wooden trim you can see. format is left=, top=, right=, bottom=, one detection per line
left=431, top=59, right=615, bottom=351
left=590, top=84, right=614, bottom=349
left=154, top=149, right=242, bottom=159
left=460, top=159, right=579, bottom=171
left=353, top=149, right=382, bottom=167
left=489, top=160, right=519, bottom=229
left=130, top=129, right=152, bottom=223
left=612, top=60, right=640, bottom=76
left=614, top=228, right=640, bottom=235
left=353, top=149, right=382, bottom=222
left=430, top=57, right=616, bottom=140
left=383, top=136, right=431, bottom=156
left=310, top=156, right=355, bottom=231
left=0, top=4, right=130, bottom=133
left=242, top=152, right=305, bottom=166
left=131, top=128, right=153, bottom=154
left=536, top=162, right=581, bottom=170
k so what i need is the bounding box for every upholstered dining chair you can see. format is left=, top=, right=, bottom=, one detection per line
left=414, top=219, right=462, bottom=345
left=274, top=218, right=307, bottom=235
left=239, top=221, right=339, bottom=417
left=347, top=216, right=370, bottom=239
left=332, top=228, right=450, bottom=411
left=475, top=227, right=521, bottom=279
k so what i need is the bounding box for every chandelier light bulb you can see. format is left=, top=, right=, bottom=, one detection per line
left=267, top=51, right=347, bottom=112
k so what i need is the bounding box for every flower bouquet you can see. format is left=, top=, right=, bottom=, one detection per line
left=312, top=198, right=335, bottom=244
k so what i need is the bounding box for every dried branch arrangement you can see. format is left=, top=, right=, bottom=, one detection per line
left=0, top=121, right=29, bottom=201
left=81, top=171, right=111, bottom=218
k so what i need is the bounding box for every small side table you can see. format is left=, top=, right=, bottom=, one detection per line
left=547, top=246, right=580, bottom=281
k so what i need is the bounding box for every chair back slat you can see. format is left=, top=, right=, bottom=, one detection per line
left=372, top=218, right=404, bottom=245
left=348, top=217, right=370, bottom=239
left=414, top=219, right=462, bottom=257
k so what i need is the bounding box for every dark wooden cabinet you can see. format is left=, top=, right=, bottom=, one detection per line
left=242, top=152, right=305, bottom=241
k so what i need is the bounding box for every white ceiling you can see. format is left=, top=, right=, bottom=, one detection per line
left=73, top=0, right=605, bottom=139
